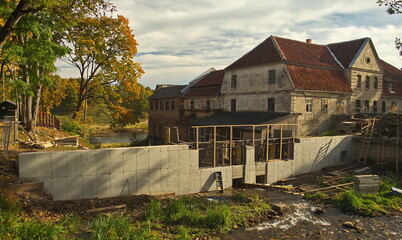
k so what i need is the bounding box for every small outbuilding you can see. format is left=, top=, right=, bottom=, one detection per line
left=0, top=100, right=17, bottom=120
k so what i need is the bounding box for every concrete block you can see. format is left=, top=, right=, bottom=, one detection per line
left=111, top=173, right=124, bottom=197
left=67, top=177, right=82, bottom=200
left=19, top=154, right=36, bottom=178
left=96, top=174, right=111, bottom=198
left=51, top=152, right=68, bottom=178
left=136, top=170, right=149, bottom=194
left=179, top=175, right=191, bottom=195
left=189, top=150, right=199, bottom=172
left=160, top=147, right=169, bottom=170
left=67, top=152, right=83, bottom=177
left=96, top=150, right=111, bottom=174
left=200, top=171, right=215, bottom=192
left=190, top=172, right=201, bottom=193
left=35, top=154, right=51, bottom=178
left=149, top=147, right=161, bottom=170
left=160, top=169, right=169, bottom=192
left=37, top=177, right=52, bottom=195
left=149, top=170, right=162, bottom=194
left=167, top=175, right=179, bottom=194
left=123, top=148, right=137, bottom=172
left=168, top=150, right=180, bottom=174
left=82, top=151, right=96, bottom=176
left=123, top=172, right=136, bottom=195
left=110, top=149, right=124, bottom=173
left=52, top=178, right=68, bottom=200
left=82, top=176, right=96, bottom=199
left=136, top=148, right=149, bottom=171
left=179, top=151, right=191, bottom=175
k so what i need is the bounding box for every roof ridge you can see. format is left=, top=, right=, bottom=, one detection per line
left=272, top=35, right=324, bottom=46
left=326, top=37, right=369, bottom=46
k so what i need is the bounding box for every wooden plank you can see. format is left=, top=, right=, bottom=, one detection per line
left=229, top=126, right=233, bottom=166
left=213, top=126, right=216, bottom=167
left=86, top=204, right=127, bottom=213
left=304, top=182, right=354, bottom=193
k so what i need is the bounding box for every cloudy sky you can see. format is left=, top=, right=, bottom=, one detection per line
left=57, top=0, right=402, bottom=88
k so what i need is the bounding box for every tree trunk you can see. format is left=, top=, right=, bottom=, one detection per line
left=26, top=83, right=42, bottom=132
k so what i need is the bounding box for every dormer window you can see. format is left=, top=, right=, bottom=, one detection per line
left=387, top=81, right=395, bottom=93
left=366, top=58, right=371, bottom=64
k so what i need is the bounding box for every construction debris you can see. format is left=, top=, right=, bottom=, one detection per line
left=86, top=204, right=127, bottom=213
left=303, top=182, right=354, bottom=193
left=354, top=175, right=380, bottom=194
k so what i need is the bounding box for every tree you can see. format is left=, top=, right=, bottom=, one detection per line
left=61, top=15, right=144, bottom=120
left=378, top=0, right=402, bottom=56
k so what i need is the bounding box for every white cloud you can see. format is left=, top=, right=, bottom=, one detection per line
left=56, top=0, right=402, bottom=88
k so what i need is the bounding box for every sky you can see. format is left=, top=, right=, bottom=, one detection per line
left=57, top=0, right=402, bottom=88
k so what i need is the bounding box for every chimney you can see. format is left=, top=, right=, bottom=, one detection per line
left=306, top=39, right=312, bottom=44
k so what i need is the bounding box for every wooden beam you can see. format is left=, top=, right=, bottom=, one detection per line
left=191, top=123, right=300, bottom=129
left=195, top=127, right=199, bottom=149
left=213, top=126, right=216, bottom=167
left=86, top=204, right=127, bottom=213
left=279, top=125, right=283, bottom=160
left=229, top=126, right=233, bottom=166
left=252, top=125, right=255, bottom=146
left=303, top=182, right=354, bottom=193
left=266, top=125, right=269, bottom=162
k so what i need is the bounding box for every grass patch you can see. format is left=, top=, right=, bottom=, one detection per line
left=333, top=179, right=402, bottom=216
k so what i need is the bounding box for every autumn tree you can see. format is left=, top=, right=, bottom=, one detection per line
left=61, top=15, right=143, bottom=120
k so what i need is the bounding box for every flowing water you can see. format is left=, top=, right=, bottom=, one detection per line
left=89, top=131, right=147, bottom=144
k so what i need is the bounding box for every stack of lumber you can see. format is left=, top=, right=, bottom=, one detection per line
left=354, top=175, right=380, bottom=194
left=54, top=136, right=79, bottom=146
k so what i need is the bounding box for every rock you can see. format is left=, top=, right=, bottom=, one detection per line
left=342, top=221, right=356, bottom=229
left=271, top=204, right=284, bottom=216
left=314, top=207, right=325, bottom=215
left=266, top=209, right=278, bottom=216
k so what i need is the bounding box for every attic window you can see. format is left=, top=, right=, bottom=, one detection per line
left=387, top=82, right=395, bottom=93
left=366, top=58, right=371, bottom=63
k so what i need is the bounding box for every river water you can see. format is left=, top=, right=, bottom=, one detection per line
left=89, top=131, right=147, bottom=144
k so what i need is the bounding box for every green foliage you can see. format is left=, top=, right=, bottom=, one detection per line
left=303, top=192, right=328, bottom=201
left=144, top=199, right=163, bottom=222
left=61, top=120, right=87, bottom=136
left=205, top=205, right=232, bottom=230
left=320, top=128, right=345, bottom=136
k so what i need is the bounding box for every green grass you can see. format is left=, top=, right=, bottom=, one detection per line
left=333, top=179, right=402, bottom=216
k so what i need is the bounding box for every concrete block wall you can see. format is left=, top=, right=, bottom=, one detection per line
left=267, top=135, right=353, bottom=184
left=19, top=145, right=234, bottom=200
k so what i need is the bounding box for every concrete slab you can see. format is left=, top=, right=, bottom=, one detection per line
left=123, top=148, right=137, bottom=172
left=160, top=169, right=169, bottom=191
left=190, top=172, right=201, bottom=193
left=149, top=147, right=161, bottom=170
left=110, top=149, right=124, bottom=173
left=96, top=150, right=111, bottom=174
left=51, top=152, right=68, bottom=178
left=67, top=152, right=83, bottom=177
left=160, top=147, right=169, bottom=170
left=82, top=176, right=96, bottom=199
left=18, top=154, right=36, bottom=178
left=189, top=150, right=199, bottom=172
left=136, top=148, right=149, bottom=171
left=52, top=178, right=68, bottom=200
left=35, top=154, right=51, bottom=178
left=149, top=170, right=162, bottom=194
left=200, top=171, right=215, bottom=192
left=37, top=177, right=52, bottom=195
left=168, top=150, right=180, bottom=173
left=67, top=177, right=82, bottom=200
left=123, top=172, right=136, bottom=195
left=82, top=151, right=96, bottom=176
left=96, top=174, right=111, bottom=198
left=179, top=175, right=191, bottom=195
left=167, top=175, right=179, bottom=194
left=136, top=170, right=149, bottom=194
left=111, top=173, right=124, bottom=197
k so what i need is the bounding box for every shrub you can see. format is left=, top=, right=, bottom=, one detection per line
left=205, top=205, right=232, bottom=230
left=61, top=120, right=87, bottom=136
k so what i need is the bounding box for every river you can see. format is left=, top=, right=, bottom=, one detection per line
left=89, top=131, right=147, bottom=144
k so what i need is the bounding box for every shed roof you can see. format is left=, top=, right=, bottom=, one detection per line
left=148, top=85, right=186, bottom=100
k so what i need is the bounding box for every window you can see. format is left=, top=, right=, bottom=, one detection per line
left=366, top=57, right=371, bottom=63
left=305, top=98, right=313, bottom=112
left=155, top=101, right=158, bottom=110
left=373, top=101, right=378, bottom=113
left=364, top=100, right=369, bottom=113
left=171, top=101, right=175, bottom=110
left=267, top=98, right=275, bottom=112
left=355, top=100, right=361, bottom=113
left=321, top=99, right=328, bottom=113
left=206, top=100, right=211, bottom=111
left=365, top=76, right=370, bottom=89
left=150, top=102, right=154, bottom=110
left=387, top=82, right=395, bottom=93
left=165, top=101, right=169, bottom=110
left=357, top=75, right=362, bottom=89
left=268, top=70, right=276, bottom=84
left=374, top=77, right=378, bottom=89
left=391, top=101, right=398, bottom=113
left=231, top=99, right=236, bottom=112
left=231, top=75, right=237, bottom=88
left=160, top=101, right=164, bottom=110
left=190, top=100, right=195, bottom=110
left=382, top=101, right=386, bottom=113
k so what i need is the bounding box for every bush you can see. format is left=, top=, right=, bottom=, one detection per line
left=61, top=120, right=87, bottom=136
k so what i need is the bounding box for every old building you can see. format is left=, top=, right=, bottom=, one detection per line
left=149, top=35, right=402, bottom=140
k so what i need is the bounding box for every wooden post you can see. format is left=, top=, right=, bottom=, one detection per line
left=266, top=125, right=269, bottom=162
left=195, top=127, right=199, bottom=149
left=252, top=125, right=255, bottom=146
left=229, top=126, right=233, bottom=166
left=397, top=121, right=399, bottom=173
left=213, top=126, right=217, bottom=167
left=279, top=125, right=283, bottom=160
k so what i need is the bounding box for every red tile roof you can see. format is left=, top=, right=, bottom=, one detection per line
left=225, top=37, right=282, bottom=70
left=274, top=37, right=342, bottom=69
left=287, top=64, right=352, bottom=92
left=193, top=70, right=224, bottom=87
left=327, top=38, right=367, bottom=68
left=183, top=70, right=224, bottom=98
left=380, top=59, right=402, bottom=96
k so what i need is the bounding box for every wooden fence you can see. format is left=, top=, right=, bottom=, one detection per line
left=37, top=112, right=60, bottom=129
